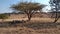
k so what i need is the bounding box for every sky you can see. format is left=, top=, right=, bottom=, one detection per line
left=0, top=0, right=50, bottom=13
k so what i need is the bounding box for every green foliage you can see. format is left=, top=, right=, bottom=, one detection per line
left=11, top=2, right=46, bottom=13
left=0, top=14, right=8, bottom=19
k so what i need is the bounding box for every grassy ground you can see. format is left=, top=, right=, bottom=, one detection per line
left=0, top=18, right=60, bottom=34
left=0, top=26, right=60, bottom=34
left=0, top=27, right=60, bottom=34
left=0, top=18, right=60, bottom=23
left=0, top=21, right=59, bottom=34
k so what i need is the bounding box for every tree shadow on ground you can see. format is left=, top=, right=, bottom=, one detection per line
left=23, top=22, right=57, bottom=29
left=0, top=20, right=59, bottom=29
left=0, top=20, right=26, bottom=27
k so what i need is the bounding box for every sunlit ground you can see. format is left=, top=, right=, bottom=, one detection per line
left=0, top=18, right=60, bottom=23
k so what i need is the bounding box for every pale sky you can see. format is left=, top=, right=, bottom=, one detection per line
left=0, top=0, right=50, bottom=13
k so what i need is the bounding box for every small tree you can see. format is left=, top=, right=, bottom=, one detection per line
left=0, top=14, right=8, bottom=22
left=49, top=0, right=60, bottom=23
left=11, top=2, right=45, bottom=21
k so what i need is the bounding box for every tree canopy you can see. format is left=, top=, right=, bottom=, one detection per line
left=11, top=2, right=45, bottom=12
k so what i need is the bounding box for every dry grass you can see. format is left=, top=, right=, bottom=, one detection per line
left=0, top=18, right=60, bottom=23
left=0, top=26, right=60, bottom=34
left=0, top=19, right=59, bottom=34
left=0, top=17, right=60, bottom=34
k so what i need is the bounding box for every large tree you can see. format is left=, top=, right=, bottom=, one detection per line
left=11, top=2, right=45, bottom=21
left=49, top=0, right=60, bottom=23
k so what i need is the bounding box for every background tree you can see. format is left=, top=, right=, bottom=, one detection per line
left=11, top=2, right=45, bottom=21
left=49, top=0, right=60, bottom=23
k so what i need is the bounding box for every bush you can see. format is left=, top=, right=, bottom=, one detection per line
left=0, top=14, right=8, bottom=19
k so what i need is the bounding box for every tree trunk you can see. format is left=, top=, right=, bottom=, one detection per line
left=53, top=18, right=58, bottom=23
left=27, top=14, right=32, bottom=21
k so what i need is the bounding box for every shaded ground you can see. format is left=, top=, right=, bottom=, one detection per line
left=0, top=20, right=57, bottom=28
left=0, top=20, right=60, bottom=34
